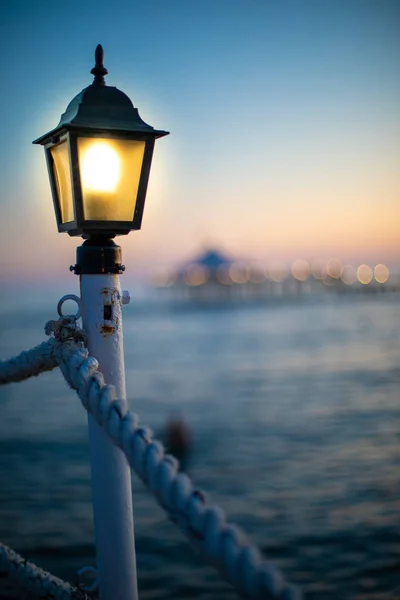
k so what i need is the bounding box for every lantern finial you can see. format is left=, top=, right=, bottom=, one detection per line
left=90, top=44, right=108, bottom=85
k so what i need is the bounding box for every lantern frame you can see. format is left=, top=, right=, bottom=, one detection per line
left=34, top=45, right=168, bottom=238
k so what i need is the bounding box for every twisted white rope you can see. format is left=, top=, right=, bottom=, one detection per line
left=46, top=318, right=301, bottom=600
left=0, top=317, right=86, bottom=385
left=0, top=542, right=90, bottom=599
left=0, top=339, right=57, bottom=384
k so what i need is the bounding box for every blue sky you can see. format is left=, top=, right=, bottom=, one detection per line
left=0, top=0, right=399, bottom=295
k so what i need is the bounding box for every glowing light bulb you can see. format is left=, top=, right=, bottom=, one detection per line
left=81, top=142, right=121, bottom=192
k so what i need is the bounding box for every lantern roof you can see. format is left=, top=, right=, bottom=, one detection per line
left=178, top=248, right=235, bottom=276
left=33, top=45, right=168, bottom=145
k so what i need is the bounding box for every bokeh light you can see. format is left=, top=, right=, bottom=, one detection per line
left=311, top=259, right=325, bottom=280
left=322, top=275, right=336, bottom=286
left=229, top=262, right=249, bottom=284
left=152, top=268, right=176, bottom=287
left=268, top=262, right=288, bottom=283
left=374, top=264, right=389, bottom=284
left=184, top=264, right=209, bottom=286
left=357, top=264, right=373, bottom=285
left=248, top=263, right=266, bottom=284
left=216, top=266, right=233, bottom=285
left=341, top=265, right=357, bottom=285
left=326, top=258, right=343, bottom=279
left=291, top=259, right=310, bottom=281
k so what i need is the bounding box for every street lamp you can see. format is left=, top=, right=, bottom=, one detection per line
left=33, top=46, right=169, bottom=600
left=33, top=44, right=168, bottom=238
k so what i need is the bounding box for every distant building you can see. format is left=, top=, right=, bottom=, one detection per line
left=157, top=248, right=280, bottom=304
left=152, top=248, right=398, bottom=305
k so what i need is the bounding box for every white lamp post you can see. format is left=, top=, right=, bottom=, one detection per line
left=33, top=45, right=169, bottom=600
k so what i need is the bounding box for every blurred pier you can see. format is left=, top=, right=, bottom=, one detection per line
left=151, top=249, right=399, bottom=305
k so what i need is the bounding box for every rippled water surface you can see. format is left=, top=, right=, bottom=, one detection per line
left=0, top=295, right=399, bottom=599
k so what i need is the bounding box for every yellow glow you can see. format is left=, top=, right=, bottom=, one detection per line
left=374, top=264, right=389, bottom=284
left=291, top=259, right=310, bottom=281
left=357, top=264, right=373, bottom=284
left=341, top=265, right=356, bottom=285
left=50, top=140, right=74, bottom=223
left=80, top=142, right=121, bottom=192
left=78, top=137, right=145, bottom=221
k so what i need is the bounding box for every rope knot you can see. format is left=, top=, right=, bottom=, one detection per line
left=45, top=317, right=87, bottom=345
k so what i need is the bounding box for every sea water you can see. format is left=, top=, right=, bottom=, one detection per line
left=0, top=294, right=399, bottom=599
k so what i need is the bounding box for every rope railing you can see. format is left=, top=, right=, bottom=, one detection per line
left=0, top=542, right=90, bottom=600
left=0, top=339, right=57, bottom=384
left=0, top=315, right=301, bottom=600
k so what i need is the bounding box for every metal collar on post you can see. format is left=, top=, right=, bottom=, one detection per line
left=71, top=238, right=125, bottom=275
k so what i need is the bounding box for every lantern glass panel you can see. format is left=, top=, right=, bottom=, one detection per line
left=77, top=137, right=146, bottom=221
left=50, top=141, right=74, bottom=223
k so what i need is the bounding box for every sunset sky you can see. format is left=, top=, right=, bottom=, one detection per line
left=0, top=0, right=399, bottom=297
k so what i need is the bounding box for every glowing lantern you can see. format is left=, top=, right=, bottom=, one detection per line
left=33, top=45, right=168, bottom=238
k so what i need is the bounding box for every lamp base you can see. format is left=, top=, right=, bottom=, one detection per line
left=71, top=237, right=125, bottom=275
